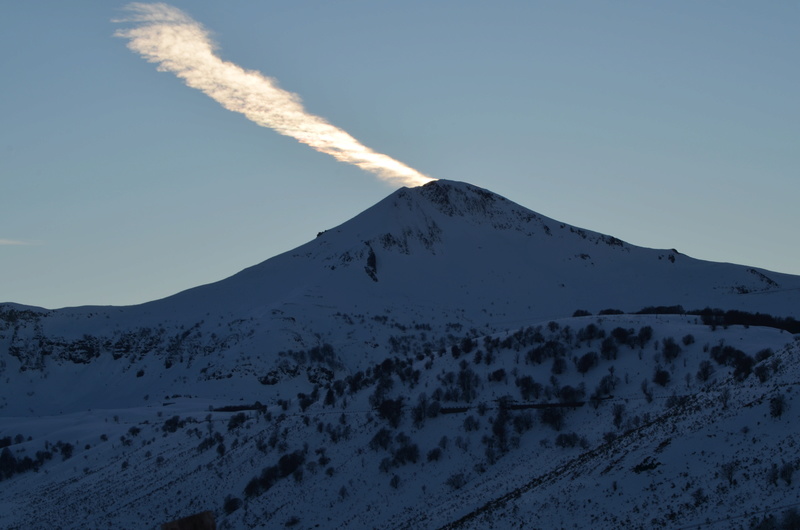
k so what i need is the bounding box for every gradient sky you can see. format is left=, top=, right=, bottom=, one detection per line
left=2, top=1, right=798, bottom=309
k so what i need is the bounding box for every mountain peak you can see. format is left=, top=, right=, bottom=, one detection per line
left=124, top=179, right=798, bottom=328
left=397, top=179, right=515, bottom=221
left=413, top=179, right=501, bottom=213
left=313, top=179, right=546, bottom=263
left=371, top=179, right=555, bottom=246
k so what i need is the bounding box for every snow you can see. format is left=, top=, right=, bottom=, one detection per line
left=1, top=180, right=799, bottom=528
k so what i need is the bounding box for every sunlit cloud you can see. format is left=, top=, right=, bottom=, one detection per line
left=115, top=3, right=434, bottom=188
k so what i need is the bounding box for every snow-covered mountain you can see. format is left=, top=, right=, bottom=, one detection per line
left=1, top=180, right=799, bottom=528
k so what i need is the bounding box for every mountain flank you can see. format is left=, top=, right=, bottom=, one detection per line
left=1, top=180, right=799, bottom=528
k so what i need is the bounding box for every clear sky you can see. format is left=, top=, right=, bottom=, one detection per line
left=2, top=1, right=798, bottom=309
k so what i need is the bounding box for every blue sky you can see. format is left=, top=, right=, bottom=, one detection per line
left=2, top=1, right=798, bottom=309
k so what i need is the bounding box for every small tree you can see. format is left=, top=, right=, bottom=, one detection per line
left=662, top=337, right=682, bottom=363
left=551, top=357, right=568, bottom=375
left=732, top=353, right=755, bottom=381
left=324, top=388, right=336, bottom=407
left=463, top=415, right=480, bottom=432
left=696, top=360, right=714, bottom=383
left=162, top=415, right=184, bottom=433
left=770, top=394, right=787, bottom=418
left=244, top=478, right=261, bottom=498
left=60, top=442, right=74, bottom=461
left=426, top=447, right=442, bottom=462
left=516, top=376, right=541, bottom=401
left=227, top=413, right=247, bottom=432
left=653, top=367, right=671, bottom=387
left=720, top=460, right=739, bottom=487
left=720, top=388, right=731, bottom=410
left=600, top=337, right=618, bottom=361
left=754, top=364, right=771, bottom=383
left=411, top=394, right=428, bottom=429
left=576, top=352, right=599, bottom=375
left=369, top=428, right=393, bottom=452
left=768, top=463, right=780, bottom=487
left=223, top=495, right=242, bottom=514
left=539, top=407, right=566, bottom=431
left=377, top=398, right=404, bottom=428
left=554, top=432, right=580, bottom=448
left=0, top=448, right=16, bottom=479
left=640, top=379, right=653, bottom=403
left=780, top=462, right=794, bottom=486
left=612, top=404, right=625, bottom=430
left=637, top=326, right=653, bottom=346
left=277, top=451, right=305, bottom=478
left=446, top=472, right=467, bottom=490
left=691, top=488, right=707, bottom=507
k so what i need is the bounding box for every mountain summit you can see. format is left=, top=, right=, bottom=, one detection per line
left=141, top=179, right=799, bottom=334
left=142, top=179, right=800, bottom=320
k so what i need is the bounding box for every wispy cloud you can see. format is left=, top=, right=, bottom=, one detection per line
left=0, top=239, right=36, bottom=246
left=115, top=3, right=434, bottom=188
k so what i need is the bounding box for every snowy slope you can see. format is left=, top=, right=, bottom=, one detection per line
left=3, top=181, right=798, bottom=414
left=1, top=180, right=799, bottom=528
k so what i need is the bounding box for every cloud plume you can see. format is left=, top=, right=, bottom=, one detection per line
left=115, top=3, right=433, bottom=187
